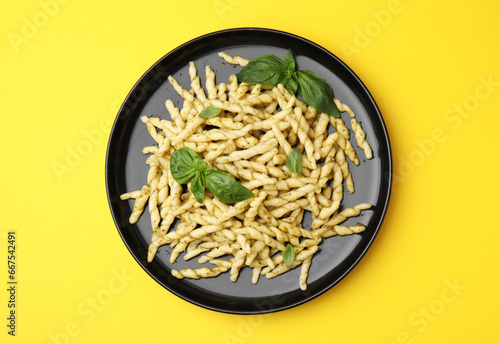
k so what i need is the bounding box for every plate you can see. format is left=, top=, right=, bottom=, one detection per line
left=105, top=28, right=392, bottom=314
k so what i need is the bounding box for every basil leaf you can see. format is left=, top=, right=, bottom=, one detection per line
left=190, top=172, right=205, bottom=203
left=282, top=76, right=298, bottom=96
left=284, top=49, right=295, bottom=70
left=296, top=70, right=340, bottom=117
left=236, top=54, right=287, bottom=86
left=283, top=244, right=295, bottom=268
left=287, top=148, right=303, bottom=176
left=204, top=168, right=253, bottom=204
left=170, top=147, right=199, bottom=184
left=198, top=106, right=221, bottom=118
left=192, top=156, right=207, bottom=172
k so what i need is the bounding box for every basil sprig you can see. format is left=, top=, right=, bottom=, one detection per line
left=170, top=147, right=253, bottom=204
left=283, top=244, right=295, bottom=268
left=236, top=50, right=340, bottom=117
left=287, top=148, right=303, bottom=176
left=198, top=106, right=221, bottom=118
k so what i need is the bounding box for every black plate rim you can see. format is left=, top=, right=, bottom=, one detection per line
left=105, top=27, right=392, bottom=314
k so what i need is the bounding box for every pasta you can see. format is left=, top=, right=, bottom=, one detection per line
left=120, top=53, right=373, bottom=291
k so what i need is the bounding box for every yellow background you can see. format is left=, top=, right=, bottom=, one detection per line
left=1, top=0, right=499, bottom=343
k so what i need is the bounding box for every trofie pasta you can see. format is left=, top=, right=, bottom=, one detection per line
left=120, top=53, right=373, bottom=290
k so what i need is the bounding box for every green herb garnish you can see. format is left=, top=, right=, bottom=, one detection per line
left=170, top=147, right=253, bottom=204
left=287, top=148, right=303, bottom=176
left=236, top=50, right=340, bottom=117
left=283, top=244, right=295, bottom=268
left=198, top=106, right=221, bottom=118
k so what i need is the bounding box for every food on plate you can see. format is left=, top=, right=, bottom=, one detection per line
left=120, top=51, right=372, bottom=290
